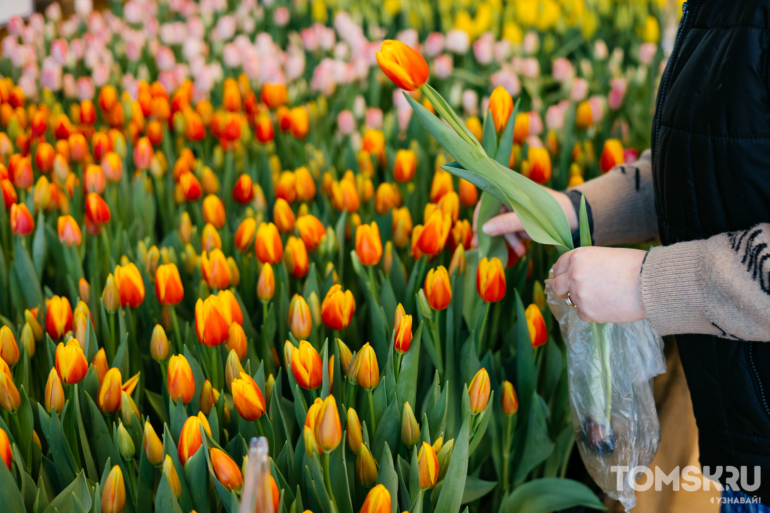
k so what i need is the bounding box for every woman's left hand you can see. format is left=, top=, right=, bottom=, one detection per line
left=548, top=247, right=648, bottom=324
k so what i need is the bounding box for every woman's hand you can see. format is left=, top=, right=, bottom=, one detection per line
left=548, top=247, right=648, bottom=324
left=473, top=189, right=579, bottom=256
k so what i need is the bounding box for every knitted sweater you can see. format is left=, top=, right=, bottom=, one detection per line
left=572, top=150, right=770, bottom=341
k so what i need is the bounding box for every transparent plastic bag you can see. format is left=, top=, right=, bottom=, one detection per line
left=547, top=284, right=666, bottom=511
left=239, top=437, right=274, bottom=513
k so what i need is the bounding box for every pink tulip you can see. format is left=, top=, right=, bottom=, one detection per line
left=521, top=58, right=540, bottom=79
left=274, top=7, right=290, bottom=26
left=446, top=30, right=470, bottom=54
left=523, top=32, right=539, bottom=54
left=462, top=89, right=478, bottom=116
left=434, top=54, right=453, bottom=79
left=365, top=108, right=383, bottom=129
left=398, top=109, right=412, bottom=132
left=594, top=40, right=608, bottom=60
left=588, top=96, right=605, bottom=124
left=473, top=33, right=494, bottom=65
left=639, top=42, right=657, bottom=66
left=338, top=110, right=355, bottom=135
left=551, top=58, right=573, bottom=82
left=425, top=33, right=445, bottom=57
left=570, top=78, right=588, bottom=102
left=51, top=39, right=69, bottom=66
left=77, top=77, right=95, bottom=100
left=92, top=64, right=110, bottom=87
left=545, top=105, right=564, bottom=130
left=490, top=68, right=521, bottom=97
left=63, top=74, right=77, bottom=98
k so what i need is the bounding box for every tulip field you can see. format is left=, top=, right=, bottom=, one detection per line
left=0, top=0, right=673, bottom=512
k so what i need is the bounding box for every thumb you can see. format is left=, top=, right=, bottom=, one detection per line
left=482, top=211, right=523, bottom=236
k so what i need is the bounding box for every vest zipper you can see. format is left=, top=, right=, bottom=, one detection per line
left=652, top=1, right=696, bottom=227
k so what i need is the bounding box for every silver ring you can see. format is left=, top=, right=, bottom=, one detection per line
left=566, top=293, right=577, bottom=308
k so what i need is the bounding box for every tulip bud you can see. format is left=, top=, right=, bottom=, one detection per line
left=417, top=441, right=439, bottom=489
left=356, top=444, right=378, bottom=487
left=321, top=285, right=356, bottom=331
left=394, top=311, right=413, bottom=354
left=102, top=274, right=121, bottom=314
left=98, top=368, right=122, bottom=413
left=150, top=325, right=170, bottom=361
left=291, top=340, right=323, bottom=390
left=360, top=484, right=391, bottom=513
left=257, top=263, right=275, bottom=303
left=417, top=289, right=433, bottom=320
left=143, top=422, right=164, bottom=466
left=0, top=428, right=9, bottom=470
left=304, top=425, right=318, bottom=457
left=488, top=86, right=513, bottom=133
left=314, top=396, right=342, bottom=453
left=45, top=367, right=65, bottom=413
left=0, top=371, right=19, bottom=413
left=155, top=263, right=184, bottom=306
left=101, top=466, right=126, bottom=513
left=121, top=392, right=140, bottom=427
left=347, top=407, right=363, bottom=452
left=437, top=438, right=454, bottom=480
left=288, top=295, right=313, bottom=340
left=468, top=368, right=491, bottom=414
left=355, top=222, right=383, bottom=266
left=0, top=326, right=18, bottom=368
left=56, top=339, right=88, bottom=385
left=432, top=437, right=443, bottom=453
left=24, top=309, right=43, bottom=341
left=194, top=295, right=230, bottom=347
left=232, top=372, right=266, bottom=421
left=178, top=412, right=212, bottom=465
left=448, top=244, right=466, bottom=276
left=167, top=354, right=195, bottom=404
left=199, top=380, right=219, bottom=416
left=533, top=281, right=546, bottom=311
left=255, top=222, right=283, bottom=264
left=526, top=304, right=548, bottom=348
left=424, top=266, right=452, bottom=311
left=225, top=350, right=244, bottom=391
left=46, top=295, right=74, bottom=340
left=401, top=402, right=420, bottom=447
left=476, top=257, right=506, bottom=302
left=117, top=422, right=135, bottom=460
left=162, top=455, right=182, bottom=498
left=348, top=343, right=379, bottom=390
left=337, top=339, right=353, bottom=376
left=501, top=380, right=519, bottom=415
left=93, top=348, right=108, bottom=384
left=211, top=448, right=244, bottom=492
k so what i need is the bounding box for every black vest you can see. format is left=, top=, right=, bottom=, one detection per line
left=653, top=0, right=770, bottom=501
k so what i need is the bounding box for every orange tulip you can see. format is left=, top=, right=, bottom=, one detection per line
left=488, top=86, right=513, bottom=133
left=261, top=83, right=288, bottom=109
left=466, top=116, right=483, bottom=141
left=393, top=149, right=417, bottom=182
left=450, top=219, right=472, bottom=252
left=167, top=354, right=195, bottom=404
left=133, top=136, right=153, bottom=170
left=98, top=368, right=122, bottom=413
left=85, top=192, right=111, bottom=229
left=255, top=114, right=275, bottom=143
left=468, top=368, right=491, bottom=414
left=232, top=174, right=254, bottom=204
left=257, top=263, right=276, bottom=303
left=218, top=289, right=244, bottom=326
left=526, top=304, right=548, bottom=348
left=389, top=207, right=412, bottom=249
left=501, top=380, right=519, bottom=415
left=458, top=178, right=478, bottom=207
left=114, top=262, right=145, bottom=308
left=291, top=340, right=323, bottom=390
left=255, top=222, right=283, bottom=264
left=275, top=171, right=296, bottom=203
left=0, top=326, right=18, bottom=368
left=429, top=168, right=454, bottom=203
left=273, top=198, right=296, bottom=233
left=288, top=295, right=313, bottom=340
left=178, top=412, right=212, bottom=464
left=411, top=224, right=425, bottom=260
left=575, top=100, right=593, bottom=129
left=418, top=210, right=452, bottom=256
left=417, top=441, right=439, bottom=489
left=0, top=428, right=10, bottom=470
left=355, top=222, right=383, bottom=266
left=296, top=214, right=326, bottom=251
left=600, top=138, right=624, bottom=173
left=1, top=179, right=17, bottom=210
left=362, top=130, right=386, bottom=167
left=314, top=395, right=342, bottom=453
left=232, top=371, right=266, bottom=420
left=284, top=236, right=309, bottom=278
left=521, top=147, right=552, bottom=184
left=289, top=106, right=310, bottom=139
left=201, top=249, right=231, bottom=289
left=178, top=171, right=202, bottom=201
left=195, top=296, right=230, bottom=347
left=0, top=369, right=20, bottom=413
left=294, top=166, right=316, bottom=201
left=348, top=342, right=379, bottom=390
left=374, top=183, right=401, bottom=214
left=10, top=203, right=34, bottom=235
left=93, top=348, right=108, bottom=384
left=162, top=455, right=182, bottom=498
left=143, top=422, right=164, bottom=465
left=222, top=78, right=242, bottom=112
left=394, top=311, right=413, bottom=354
left=155, top=263, right=184, bottom=306
left=211, top=448, right=244, bottom=492
left=424, top=266, right=452, bottom=311
left=331, top=178, right=360, bottom=213
left=55, top=339, right=88, bottom=385
left=376, top=40, right=429, bottom=91
left=57, top=215, right=82, bottom=247
left=477, top=257, right=506, bottom=302
left=202, top=194, right=226, bottom=229
left=45, top=367, right=65, bottom=413
left=234, top=218, right=257, bottom=252
left=321, top=285, right=356, bottom=330
left=360, top=484, right=391, bottom=513
left=101, top=466, right=126, bottom=513
left=35, top=142, right=55, bottom=173
left=46, top=295, right=73, bottom=340
left=227, top=323, right=248, bottom=361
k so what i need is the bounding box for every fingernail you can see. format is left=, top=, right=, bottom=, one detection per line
left=481, top=223, right=492, bottom=235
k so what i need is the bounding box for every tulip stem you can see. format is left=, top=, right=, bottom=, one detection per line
left=170, top=307, right=183, bottom=355
left=108, top=313, right=116, bottom=362
left=367, top=266, right=379, bottom=304
left=255, top=418, right=265, bottom=438
left=367, top=389, right=377, bottom=435
left=502, top=414, right=513, bottom=490
left=322, top=452, right=336, bottom=506
left=476, top=302, right=491, bottom=356
left=428, top=317, right=443, bottom=373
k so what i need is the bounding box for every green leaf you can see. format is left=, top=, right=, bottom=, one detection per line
left=461, top=476, right=497, bottom=504
left=389, top=248, right=407, bottom=306
left=162, top=424, right=194, bottom=512
left=495, top=99, right=520, bottom=167
left=47, top=409, right=78, bottom=487
left=372, top=397, right=400, bottom=462
left=32, top=211, right=47, bottom=277
left=136, top=445, right=154, bottom=513
left=513, top=393, right=555, bottom=483
left=330, top=442, right=354, bottom=513
left=43, top=470, right=92, bottom=513
left=498, top=478, right=605, bottom=513
left=579, top=193, right=592, bottom=247
left=509, top=291, right=536, bottom=479
left=396, top=322, right=422, bottom=413
left=481, top=112, right=498, bottom=158
left=185, top=443, right=210, bottom=513
left=155, top=473, right=184, bottom=513
left=434, top=418, right=470, bottom=513
left=14, top=235, right=44, bottom=309
left=376, top=443, right=398, bottom=513
left=475, top=194, right=507, bottom=266
left=0, top=440, right=26, bottom=513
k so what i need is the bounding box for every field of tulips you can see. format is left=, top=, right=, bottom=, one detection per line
left=0, top=0, right=673, bottom=512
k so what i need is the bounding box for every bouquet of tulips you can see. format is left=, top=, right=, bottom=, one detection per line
left=0, top=1, right=674, bottom=512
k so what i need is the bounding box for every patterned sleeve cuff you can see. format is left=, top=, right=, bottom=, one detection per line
left=566, top=189, right=594, bottom=248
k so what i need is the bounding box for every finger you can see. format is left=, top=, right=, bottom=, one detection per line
left=482, top=212, right=524, bottom=236
left=552, top=249, right=576, bottom=278
left=472, top=200, right=482, bottom=232
left=552, top=271, right=571, bottom=298
left=503, top=232, right=527, bottom=256
left=471, top=233, right=478, bottom=248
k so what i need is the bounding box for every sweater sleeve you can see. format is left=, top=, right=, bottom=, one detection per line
left=570, top=149, right=659, bottom=247
left=641, top=224, right=770, bottom=341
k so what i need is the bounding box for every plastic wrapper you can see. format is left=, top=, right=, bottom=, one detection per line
left=239, top=437, right=274, bottom=513
left=547, top=284, right=666, bottom=511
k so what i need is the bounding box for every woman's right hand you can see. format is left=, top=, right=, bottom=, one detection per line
left=472, top=188, right=580, bottom=256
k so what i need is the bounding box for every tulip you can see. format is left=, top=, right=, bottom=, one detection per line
left=101, top=466, right=126, bottom=513
left=199, top=380, right=219, bottom=416
left=296, top=214, right=326, bottom=251
left=394, top=310, right=413, bottom=354
left=20, top=324, right=34, bottom=358
left=387, top=207, right=412, bottom=249
left=275, top=171, right=296, bottom=203
left=167, top=354, right=195, bottom=404
left=202, top=194, right=226, bottom=229
left=417, top=441, right=440, bottom=489
left=225, top=350, right=245, bottom=392
left=284, top=236, right=309, bottom=278
left=155, top=263, right=184, bottom=306
left=143, top=421, right=164, bottom=466
left=272, top=198, right=296, bottom=234
left=348, top=343, right=379, bottom=390
left=468, top=368, right=491, bottom=414
left=201, top=249, right=231, bottom=290
left=102, top=152, right=123, bottom=182
left=314, top=395, right=342, bottom=453
left=393, top=149, right=417, bottom=183
left=575, top=100, right=593, bottom=129
left=84, top=165, right=106, bottom=194
left=355, top=222, right=383, bottom=266
left=195, top=296, right=230, bottom=347
left=337, top=338, right=353, bottom=376
left=466, top=116, right=483, bottom=141
left=133, top=137, right=153, bottom=169
left=257, top=263, right=276, bottom=303
left=255, top=114, right=275, bottom=143
left=360, top=484, right=391, bottom=513
left=501, top=380, right=519, bottom=415
left=55, top=339, right=88, bottom=385
left=521, top=146, right=552, bottom=184
left=57, top=215, right=82, bottom=247
left=424, top=266, right=452, bottom=311
left=290, top=106, right=310, bottom=139
left=114, top=262, right=145, bottom=309
left=450, top=219, right=472, bottom=252
left=44, top=367, right=65, bottom=414
left=84, top=193, right=111, bottom=233
left=178, top=172, right=202, bottom=201
left=261, top=83, right=288, bottom=109
left=374, top=183, right=400, bottom=215
left=0, top=327, right=18, bottom=368
left=101, top=273, right=121, bottom=314
left=458, top=178, right=478, bottom=207
left=331, top=178, right=360, bottom=213
left=376, top=40, right=429, bottom=91
left=477, top=257, right=506, bottom=302
left=178, top=412, right=212, bottom=465
left=255, top=222, right=283, bottom=264
left=93, top=348, right=108, bottom=384
left=346, top=407, right=363, bottom=452
left=98, top=368, right=122, bottom=413
left=292, top=167, right=314, bottom=202
left=211, top=448, right=243, bottom=492
left=356, top=444, right=378, bottom=486
left=600, top=138, right=624, bottom=173
left=0, top=428, right=10, bottom=470
left=150, top=325, right=170, bottom=361
left=488, top=86, right=513, bottom=133
left=321, top=285, right=356, bottom=331
left=232, top=372, right=266, bottom=421
left=417, top=210, right=452, bottom=256
left=401, top=402, right=420, bottom=446
left=234, top=218, right=257, bottom=252
left=162, top=455, right=182, bottom=498
left=10, top=203, right=34, bottom=235
left=1, top=179, right=17, bottom=210
left=201, top=223, right=222, bottom=253
left=291, top=340, right=322, bottom=389
left=430, top=168, right=454, bottom=202
left=526, top=304, right=548, bottom=347
left=117, top=423, right=135, bottom=460
left=288, top=295, right=313, bottom=340
left=0, top=372, right=20, bottom=413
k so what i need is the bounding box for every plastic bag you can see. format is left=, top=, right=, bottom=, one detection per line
left=547, top=283, right=666, bottom=511
left=239, top=437, right=274, bottom=513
